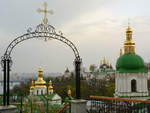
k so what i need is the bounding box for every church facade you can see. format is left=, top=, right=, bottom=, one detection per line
left=29, top=67, right=62, bottom=104
left=115, top=25, right=149, bottom=98
left=30, top=67, right=48, bottom=95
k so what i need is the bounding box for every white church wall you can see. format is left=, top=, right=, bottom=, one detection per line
left=34, top=88, right=47, bottom=95
left=115, top=72, right=148, bottom=97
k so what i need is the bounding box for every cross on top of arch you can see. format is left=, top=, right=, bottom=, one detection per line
left=37, top=1, right=54, bottom=28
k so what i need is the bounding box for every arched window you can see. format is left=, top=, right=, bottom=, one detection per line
left=41, top=90, right=43, bottom=95
left=131, top=79, right=137, bottom=92
left=37, top=90, right=38, bottom=95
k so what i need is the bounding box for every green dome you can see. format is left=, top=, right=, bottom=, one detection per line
left=116, top=53, right=147, bottom=73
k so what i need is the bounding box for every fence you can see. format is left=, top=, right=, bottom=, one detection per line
left=89, top=96, right=150, bottom=113
left=57, top=104, right=70, bottom=113
left=0, top=93, right=71, bottom=113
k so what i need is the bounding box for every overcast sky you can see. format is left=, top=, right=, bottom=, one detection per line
left=0, top=0, right=150, bottom=74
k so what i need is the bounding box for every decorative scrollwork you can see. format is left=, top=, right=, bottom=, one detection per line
left=1, top=56, right=13, bottom=69
left=1, top=23, right=81, bottom=69
left=27, top=27, right=32, bottom=33
left=1, top=56, right=4, bottom=69
left=35, top=23, right=56, bottom=34
left=58, top=31, right=63, bottom=36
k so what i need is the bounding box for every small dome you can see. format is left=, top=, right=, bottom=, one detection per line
left=116, top=53, right=147, bottom=73
left=126, top=26, right=132, bottom=32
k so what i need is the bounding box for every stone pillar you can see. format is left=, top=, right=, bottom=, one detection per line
left=0, top=105, right=17, bottom=113
left=71, top=99, right=87, bottom=113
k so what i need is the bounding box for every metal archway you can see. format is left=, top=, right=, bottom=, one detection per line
left=1, top=23, right=82, bottom=105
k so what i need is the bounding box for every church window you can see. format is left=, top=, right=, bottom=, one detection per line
left=41, top=90, right=43, bottom=95
left=131, top=79, right=137, bottom=92
left=37, top=90, right=39, bottom=95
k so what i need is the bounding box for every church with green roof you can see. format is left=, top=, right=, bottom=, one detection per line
left=115, top=25, right=149, bottom=98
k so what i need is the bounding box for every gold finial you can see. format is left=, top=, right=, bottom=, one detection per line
left=32, top=80, right=35, bottom=86
left=120, top=49, right=122, bottom=56
left=37, top=1, right=54, bottom=29
left=38, top=66, right=43, bottom=78
left=126, top=18, right=132, bottom=32
left=68, top=88, right=71, bottom=96
left=39, top=66, right=43, bottom=72
left=49, top=80, right=52, bottom=86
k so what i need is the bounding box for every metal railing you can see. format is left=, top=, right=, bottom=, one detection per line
left=89, top=96, right=150, bottom=113
left=57, top=104, right=70, bottom=113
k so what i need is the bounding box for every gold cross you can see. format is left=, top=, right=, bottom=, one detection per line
left=37, top=1, right=54, bottom=25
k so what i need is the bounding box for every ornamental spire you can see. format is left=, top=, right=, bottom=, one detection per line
left=38, top=66, right=43, bottom=78
left=124, top=22, right=135, bottom=54
left=30, top=80, right=35, bottom=91
left=48, top=80, right=53, bottom=94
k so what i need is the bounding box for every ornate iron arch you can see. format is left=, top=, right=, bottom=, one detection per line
left=1, top=23, right=82, bottom=105
left=3, top=23, right=80, bottom=61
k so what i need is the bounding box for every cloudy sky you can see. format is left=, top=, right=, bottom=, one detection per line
left=0, top=0, right=150, bottom=74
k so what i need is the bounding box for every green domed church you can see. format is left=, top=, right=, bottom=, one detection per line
left=115, top=25, right=148, bottom=98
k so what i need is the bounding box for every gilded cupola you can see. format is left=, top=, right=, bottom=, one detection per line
left=116, top=23, right=148, bottom=73
left=30, top=80, right=35, bottom=91
left=68, top=88, right=71, bottom=97
left=124, top=25, right=135, bottom=54
left=35, top=66, right=46, bottom=88
left=48, top=80, right=53, bottom=94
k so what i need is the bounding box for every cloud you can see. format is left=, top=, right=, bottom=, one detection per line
left=0, top=0, right=150, bottom=73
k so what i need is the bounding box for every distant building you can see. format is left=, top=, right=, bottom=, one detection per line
left=99, top=57, right=113, bottom=72
left=63, top=67, right=72, bottom=78
left=83, top=58, right=115, bottom=80
left=115, top=25, right=149, bottom=99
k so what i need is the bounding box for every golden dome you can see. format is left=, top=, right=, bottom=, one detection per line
left=126, top=26, right=132, bottom=32
left=104, top=57, right=107, bottom=63
left=30, top=80, right=35, bottom=91
left=35, top=66, right=46, bottom=88
left=48, top=80, right=53, bottom=91
left=68, top=88, right=71, bottom=96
